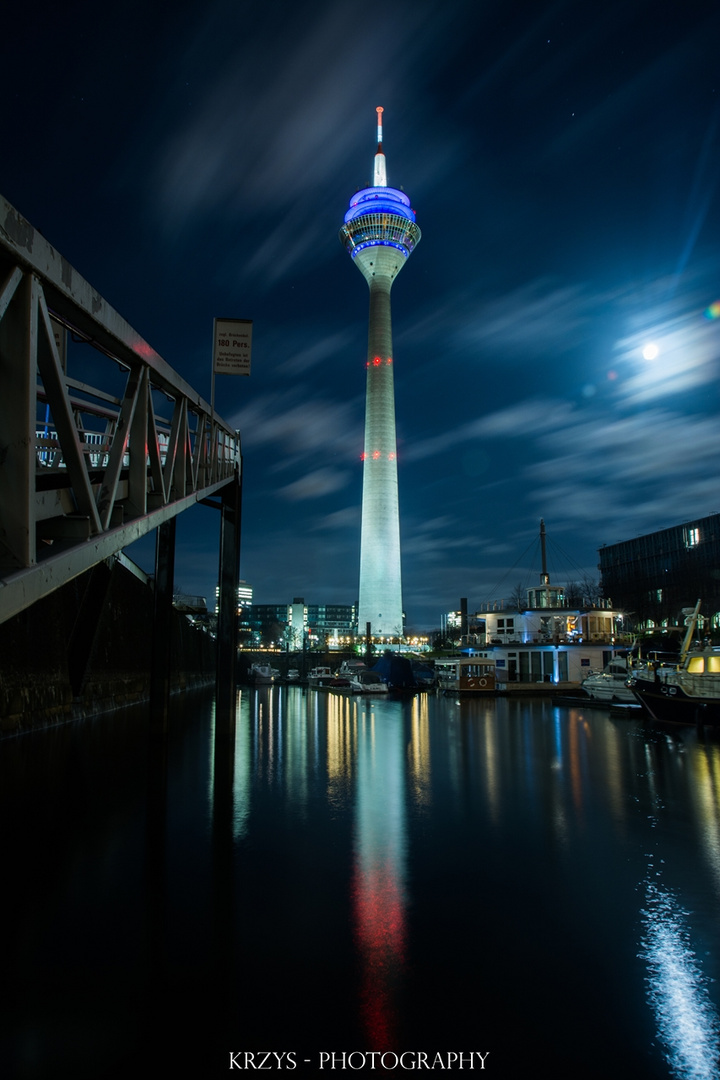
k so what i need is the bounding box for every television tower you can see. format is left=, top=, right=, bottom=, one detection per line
left=339, top=107, right=421, bottom=638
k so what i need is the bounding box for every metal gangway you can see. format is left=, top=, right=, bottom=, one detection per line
left=0, top=194, right=241, bottom=718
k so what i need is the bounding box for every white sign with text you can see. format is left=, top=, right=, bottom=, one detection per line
left=213, top=318, right=252, bottom=375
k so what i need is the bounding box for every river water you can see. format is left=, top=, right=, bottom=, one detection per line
left=3, top=687, right=720, bottom=1079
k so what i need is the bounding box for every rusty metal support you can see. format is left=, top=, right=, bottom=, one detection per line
left=150, top=518, right=177, bottom=732
left=215, top=468, right=242, bottom=731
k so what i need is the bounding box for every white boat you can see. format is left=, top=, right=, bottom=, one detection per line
left=249, top=663, right=275, bottom=685
left=306, top=666, right=351, bottom=688
left=337, top=660, right=367, bottom=679
left=347, top=670, right=388, bottom=694
left=307, top=666, right=333, bottom=685
left=581, top=657, right=635, bottom=703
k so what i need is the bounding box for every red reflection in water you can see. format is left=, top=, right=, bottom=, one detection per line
left=351, top=856, right=405, bottom=1049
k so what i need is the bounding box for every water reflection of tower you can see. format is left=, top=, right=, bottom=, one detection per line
left=352, top=702, right=408, bottom=1048
left=340, top=108, right=421, bottom=638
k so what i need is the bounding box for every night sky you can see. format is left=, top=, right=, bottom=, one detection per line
left=5, top=0, right=720, bottom=631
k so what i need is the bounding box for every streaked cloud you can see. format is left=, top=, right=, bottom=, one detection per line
left=612, top=298, right=720, bottom=406
left=278, top=467, right=351, bottom=501
left=311, top=506, right=360, bottom=531
left=278, top=331, right=354, bottom=375
left=232, top=393, right=361, bottom=462
left=458, top=280, right=593, bottom=354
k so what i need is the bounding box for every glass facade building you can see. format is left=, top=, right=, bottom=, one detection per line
left=599, top=513, right=720, bottom=629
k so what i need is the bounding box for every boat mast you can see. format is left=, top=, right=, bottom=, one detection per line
left=540, top=519, right=549, bottom=586
left=679, top=599, right=702, bottom=664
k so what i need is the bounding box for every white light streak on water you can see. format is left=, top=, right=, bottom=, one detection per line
left=640, top=882, right=720, bottom=1079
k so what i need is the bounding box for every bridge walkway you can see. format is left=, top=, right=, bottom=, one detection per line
left=0, top=194, right=241, bottom=718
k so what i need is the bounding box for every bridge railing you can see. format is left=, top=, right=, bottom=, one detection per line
left=0, top=194, right=241, bottom=623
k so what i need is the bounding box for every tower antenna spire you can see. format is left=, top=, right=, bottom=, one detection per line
left=373, top=106, right=387, bottom=187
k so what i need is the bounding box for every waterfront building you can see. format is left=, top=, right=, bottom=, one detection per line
left=480, top=602, right=617, bottom=646
left=459, top=522, right=625, bottom=686
left=339, top=107, right=421, bottom=638
left=214, top=579, right=252, bottom=616
left=306, top=603, right=357, bottom=646
left=599, top=513, right=720, bottom=631
left=468, top=598, right=623, bottom=687
left=288, top=598, right=307, bottom=650
left=246, top=600, right=357, bottom=648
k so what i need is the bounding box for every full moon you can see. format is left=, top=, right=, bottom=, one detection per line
left=642, top=342, right=659, bottom=360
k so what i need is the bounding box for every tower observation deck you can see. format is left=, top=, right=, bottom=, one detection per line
left=339, top=108, right=421, bottom=639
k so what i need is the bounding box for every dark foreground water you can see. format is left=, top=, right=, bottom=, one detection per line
left=2, top=688, right=720, bottom=1080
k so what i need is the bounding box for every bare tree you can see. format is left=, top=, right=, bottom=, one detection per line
left=509, top=582, right=526, bottom=610
left=581, top=575, right=603, bottom=606
left=564, top=581, right=583, bottom=608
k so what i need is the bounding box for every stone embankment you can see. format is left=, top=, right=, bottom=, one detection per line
left=0, top=559, right=215, bottom=736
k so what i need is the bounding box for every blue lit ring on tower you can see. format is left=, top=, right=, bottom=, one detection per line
left=340, top=187, right=421, bottom=259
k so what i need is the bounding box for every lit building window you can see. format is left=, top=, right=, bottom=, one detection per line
left=685, top=527, right=700, bottom=548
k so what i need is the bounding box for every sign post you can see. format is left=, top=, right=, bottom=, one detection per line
left=211, top=318, right=252, bottom=725
left=211, top=317, right=253, bottom=418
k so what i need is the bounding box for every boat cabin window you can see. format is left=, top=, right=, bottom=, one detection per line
left=707, top=656, right=720, bottom=673
left=462, top=664, right=494, bottom=678
left=688, top=656, right=704, bottom=673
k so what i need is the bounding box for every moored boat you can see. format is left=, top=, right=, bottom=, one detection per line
left=436, top=656, right=496, bottom=695
left=249, top=663, right=275, bottom=685
left=348, top=670, right=389, bottom=694
left=630, top=601, right=720, bottom=725
left=307, top=666, right=351, bottom=688
left=306, top=666, right=332, bottom=685
left=630, top=650, right=720, bottom=724
left=581, top=656, right=636, bottom=703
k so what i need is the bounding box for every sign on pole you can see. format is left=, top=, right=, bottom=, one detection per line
left=213, top=318, right=253, bottom=376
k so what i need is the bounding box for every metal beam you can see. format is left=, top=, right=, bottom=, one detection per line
left=0, top=479, right=231, bottom=624
left=0, top=193, right=242, bottom=624
left=1, top=195, right=213, bottom=410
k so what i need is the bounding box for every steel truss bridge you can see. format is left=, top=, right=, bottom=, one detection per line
left=0, top=194, right=241, bottom=719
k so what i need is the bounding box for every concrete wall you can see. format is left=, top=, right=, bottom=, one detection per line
left=0, top=559, right=215, bottom=735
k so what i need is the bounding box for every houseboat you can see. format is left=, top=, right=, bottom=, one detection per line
left=436, top=657, right=497, bottom=695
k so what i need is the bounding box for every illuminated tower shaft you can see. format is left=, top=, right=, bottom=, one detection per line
left=340, top=108, right=421, bottom=637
